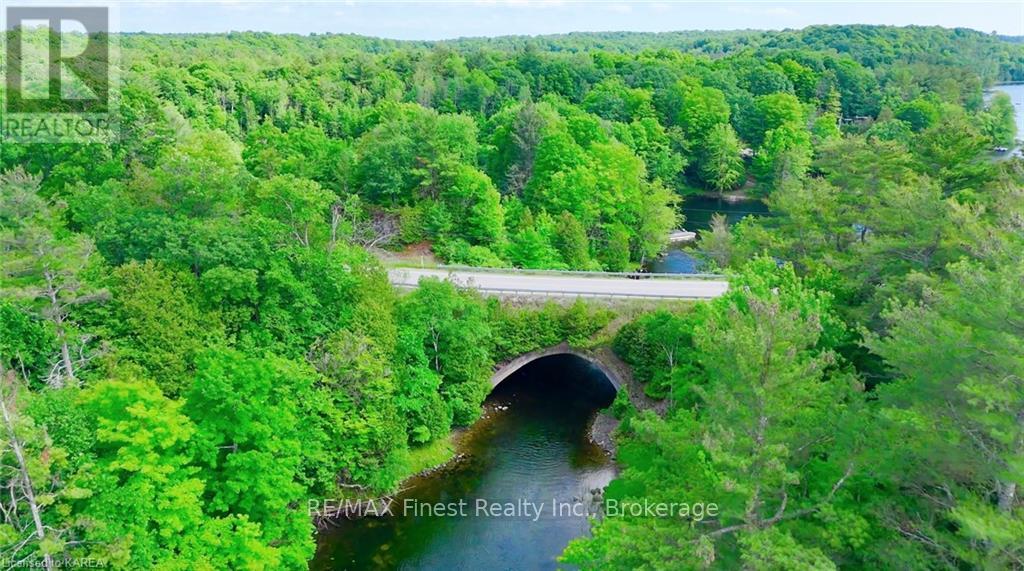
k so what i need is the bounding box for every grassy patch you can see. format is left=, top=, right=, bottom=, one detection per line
left=401, top=435, right=456, bottom=478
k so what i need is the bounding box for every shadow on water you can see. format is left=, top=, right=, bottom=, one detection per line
left=680, top=194, right=770, bottom=233
left=311, top=354, right=617, bottom=570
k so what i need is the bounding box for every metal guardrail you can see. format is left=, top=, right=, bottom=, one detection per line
left=431, top=264, right=726, bottom=281
left=391, top=284, right=716, bottom=300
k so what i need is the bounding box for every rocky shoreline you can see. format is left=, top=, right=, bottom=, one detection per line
left=589, top=411, right=620, bottom=457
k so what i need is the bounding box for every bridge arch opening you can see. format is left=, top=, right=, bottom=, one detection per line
left=490, top=344, right=622, bottom=392
left=489, top=346, right=619, bottom=407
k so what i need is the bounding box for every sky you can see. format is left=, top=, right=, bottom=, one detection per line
left=100, top=1, right=1024, bottom=38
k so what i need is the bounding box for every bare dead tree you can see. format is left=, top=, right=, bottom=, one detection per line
left=360, top=210, right=399, bottom=249
left=1, top=169, right=108, bottom=388
left=0, top=369, right=54, bottom=571
left=329, top=197, right=398, bottom=252
left=38, top=259, right=109, bottom=388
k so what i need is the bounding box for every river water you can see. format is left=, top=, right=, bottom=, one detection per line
left=987, top=83, right=1024, bottom=160
left=648, top=194, right=769, bottom=274
left=311, top=355, right=617, bottom=570
left=989, top=83, right=1024, bottom=136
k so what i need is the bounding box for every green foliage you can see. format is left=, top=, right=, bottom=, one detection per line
left=66, top=376, right=278, bottom=568
left=403, top=435, right=455, bottom=476
left=698, top=213, right=734, bottom=270
left=611, top=308, right=702, bottom=401
left=506, top=210, right=564, bottom=269
left=600, top=223, right=633, bottom=272
left=24, top=387, right=94, bottom=470
left=583, top=77, right=655, bottom=122
left=575, top=259, right=860, bottom=569
left=2, top=23, right=1022, bottom=570
left=397, top=280, right=493, bottom=426
left=980, top=91, right=1017, bottom=147
left=488, top=299, right=610, bottom=363
left=353, top=104, right=478, bottom=205
left=750, top=92, right=805, bottom=147
left=100, top=261, right=221, bottom=396
left=865, top=117, right=913, bottom=145
left=673, top=80, right=732, bottom=142
left=753, top=122, right=813, bottom=190
left=250, top=175, right=335, bottom=248
left=810, top=113, right=841, bottom=144
left=865, top=256, right=1024, bottom=568
left=435, top=164, right=506, bottom=246
left=895, top=97, right=942, bottom=131
left=0, top=167, right=106, bottom=388
left=0, top=374, right=73, bottom=566
left=552, top=211, right=593, bottom=270
left=698, top=123, right=745, bottom=193
left=562, top=409, right=721, bottom=570
left=913, top=108, right=990, bottom=194
left=613, top=117, right=687, bottom=185
left=0, top=300, right=55, bottom=387
left=310, top=329, right=409, bottom=489
left=184, top=350, right=317, bottom=568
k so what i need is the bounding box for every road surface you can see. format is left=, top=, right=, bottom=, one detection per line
left=387, top=267, right=728, bottom=300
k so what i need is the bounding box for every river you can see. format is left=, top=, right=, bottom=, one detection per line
left=986, top=83, right=1024, bottom=159
left=311, top=355, right=617, bottom=570
left=989, top=83, right=1024, bottom=136
left=647, top=194, right=769, bottom=274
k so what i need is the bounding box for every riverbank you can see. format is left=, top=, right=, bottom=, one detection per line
left=312, top=354, right=619, bottom=569
left=384, top=401, right=519, bottom=493
left=589, top=411, right=620, bottom=457
left=986, top=83, right=1024, bottom=161
left=401, top=371, right=626, bottom=501
left=312, top=440, right=465, bottom=525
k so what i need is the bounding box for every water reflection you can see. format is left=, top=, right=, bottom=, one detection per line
left=312, top=355, right=616, bottom=571
left=648, top=194, right=769, bottom=274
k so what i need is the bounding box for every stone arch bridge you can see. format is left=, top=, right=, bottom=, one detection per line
left=489, top=342, right=664, bottom=413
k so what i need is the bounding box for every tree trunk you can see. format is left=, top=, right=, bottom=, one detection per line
left=431, top=329, right=442, bottom=374
left=0, top=375, right=54, bottom=571
left=55, top=339, right=73, bottom=389
left=44, top=275, right=73, bottom=388
left=998, top=407, right=1024, bottom=512
left=997, top=481, right=1017, bottom=513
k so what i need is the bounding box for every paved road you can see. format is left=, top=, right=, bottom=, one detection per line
left=387, top=268, right=729, bottom=300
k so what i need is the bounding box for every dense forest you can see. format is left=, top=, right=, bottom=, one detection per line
left=0, top=23, right=1023, bottom=569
